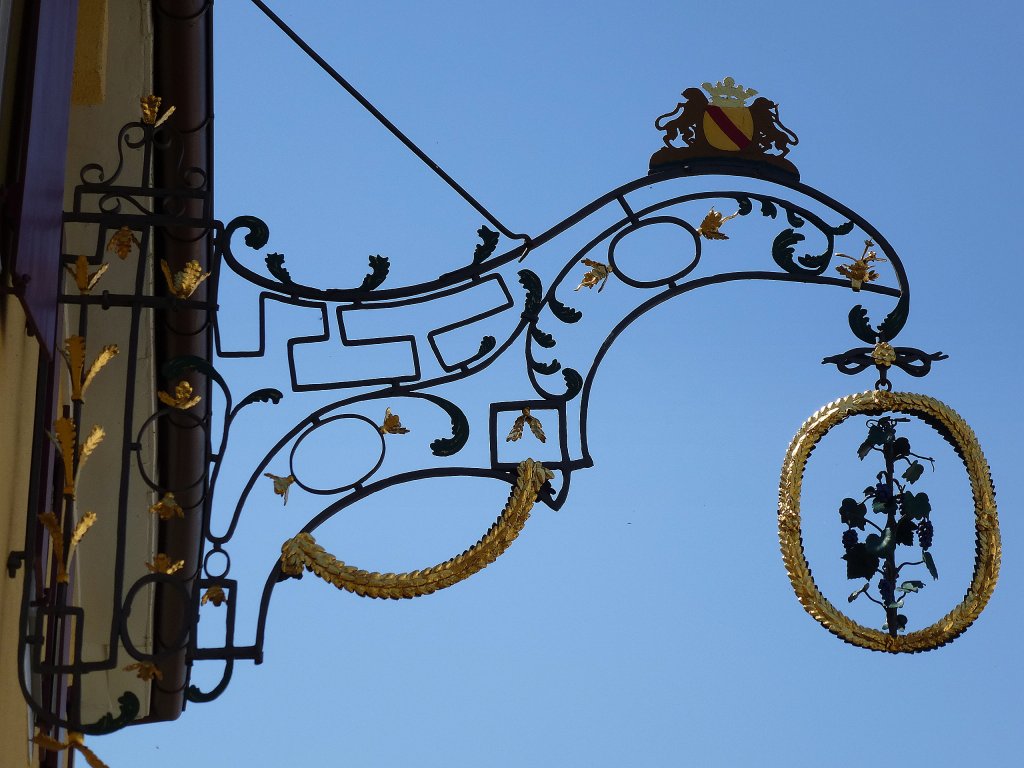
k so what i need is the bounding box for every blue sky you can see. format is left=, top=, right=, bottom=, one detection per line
left=95, top=2, right=1023, bottom=765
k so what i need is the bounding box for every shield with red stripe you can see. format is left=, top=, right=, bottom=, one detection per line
left=703, top=105, right=754, bottom=151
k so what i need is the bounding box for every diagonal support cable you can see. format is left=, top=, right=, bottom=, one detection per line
left=249, top=0, right=530, bottom=244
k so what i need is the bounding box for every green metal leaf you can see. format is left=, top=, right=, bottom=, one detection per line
left=771, top=228, right=805, bottom=273
left=359, top=254, right=390, bottom=291
left=893, top=437, right=911, bottom=458
left=85, top=691, right=140, bottom=735
left=877, top=297, right=909, bottom=342
left=924, top=551, right=939, bottom=580
left=265, top=252, right=292, bottom=284
left=894, top=515, right=917, bottom=546
left=473, top=225, right=500, bottom=264
left=900, top=491, right=932, bottom=519
left=902, top=461, right=924, bottom=484
left=531, top=358, right=562, bottom=375
left=475, top=335, right=496, bottom=358
left=843, top=543, right=879, bottom=580
left=848, top=585, right=867, bottom=602
left=830, top=220, right=855, bottom=235
left=429, top=398, right=470, bottom=457
left=562, top=368, right=584, bottom=400
left=549, top=295, right=583, bottom=324
left=899, top=580, right=925, bottom=593
left=518, top=269, right=543, bottom=315
left=786, top=208, right=805, bottom=227
left=848, top=305, right=877, bottom=345
left=233, top=388, right=284, bottom=417
left=840, top=498, right=868, bottom=530
left=736, top=196, right=752, bottom=216
left=760, top=199, right=778, bottom=218
left=865, top=529, right=896, bottom=557
left=531, top=326, right=556, bottom=348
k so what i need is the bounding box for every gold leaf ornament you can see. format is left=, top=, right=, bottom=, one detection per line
left=379, top=407, right=410, bottom=435
left=146, top=553, right=185, bottom=575
left=150, top=493, right=184, bottom=519
left=32, top=731, right=109, bottom=768
left=65, top=255, right=108, bottom=293
left=836, top=239, right=887, bottom=291
left=124, top=661, right=163, bottom=681
left=158, top=380, right=202, bottom=410
left=201, top=584, right=227, bottom=606
left=106, top=226, right=140, bottom=259
left=697, top=207, right=738, bottom=240
left=264, top=472, right=296, bottom=504
left=160, top=259, right=210, bottom=299
left=140, top=94, right=175, bottom=126
left=36, top=511, right=95, bottom=584
left=506, top=408, right=546, bottom=443
left=49, top=418, right=78, bottom=496
left=62, top=336, right=118, bottom=403
left=575, top=259, right=612, bottom=292
left=871, top=342, right=897, bottom=368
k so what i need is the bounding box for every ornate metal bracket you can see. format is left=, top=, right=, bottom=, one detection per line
left=17, top=75, right=998, bottom=739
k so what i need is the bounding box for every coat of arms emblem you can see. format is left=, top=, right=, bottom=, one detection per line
left=650, top=77, right=800, bottom=177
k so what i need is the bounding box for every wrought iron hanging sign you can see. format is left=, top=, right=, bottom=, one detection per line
left=15, top=65, right=999, bottom=749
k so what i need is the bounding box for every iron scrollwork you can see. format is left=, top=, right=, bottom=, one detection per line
left=17, top=71, right=1000, bottom=743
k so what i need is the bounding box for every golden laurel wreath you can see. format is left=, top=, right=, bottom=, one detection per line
left=280, top=459, right=554, bottom=599
left=779, top=390, right=1000, bottom=652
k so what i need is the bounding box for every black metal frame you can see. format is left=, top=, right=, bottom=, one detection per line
left=10, top=0, right=952, bottom=737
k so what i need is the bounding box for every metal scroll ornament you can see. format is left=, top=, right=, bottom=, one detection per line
left=778, top=390, right=1000, bottom=652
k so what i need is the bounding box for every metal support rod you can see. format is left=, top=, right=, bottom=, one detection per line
left=248, top=0, right=530, bottom=243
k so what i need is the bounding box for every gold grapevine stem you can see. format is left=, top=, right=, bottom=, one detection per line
left=280, top=459, right=554, bottom=599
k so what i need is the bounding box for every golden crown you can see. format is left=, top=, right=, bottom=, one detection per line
left=702, top=77, right=758, bottom=107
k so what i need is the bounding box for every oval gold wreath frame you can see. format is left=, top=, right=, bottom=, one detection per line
left=779, top=390, right=1000, bottom=652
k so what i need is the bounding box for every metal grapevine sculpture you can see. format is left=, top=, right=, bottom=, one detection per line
left=12, top=7, right=999, bottom=743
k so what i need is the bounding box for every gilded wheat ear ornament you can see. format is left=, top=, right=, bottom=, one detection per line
left=140, top=94, right=175, bottom=126
left=65, top=255, right=109, bottom=294
left=506, top=408, right=546, bottom=443
left=160, top=259, right=210, bottom=298
left=37, top=510, right=97, bottom=584
left=62, top=336, right=118, bottom=403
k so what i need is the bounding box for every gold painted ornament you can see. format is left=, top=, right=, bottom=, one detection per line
left=264, top=472, right=296, bottom=504
left=836, top=239, right=887, bottom=291
left=697, top=207, right=739, bottom=240
left=158, top=380, right=202, bottom=410
left=506, top=408, right=546, bottom=443
left=32, top=731, right=108, bottom=768
left=140, top=94, right=175, bottom=126
left=778, top=390, right=999, bottom=652
left=149, top=493, right=184, bottom=519
left=575, top=259, right=612, bottom=291
left=378, top=407, right=409, bottom=434
left=65, top=255, right=109, bottom=294
left=161, top=258, right=210, bottom=299
left=106, top=226, right=140, bottom=259
left=62, top=335, right=119, bottom=403
left=146, top=554, right=185, bottom=575
left=201, top=585, right=227, bottom=606
left=124, top=661, right=163, bottom=681
left=280, top=458, right=553, bottom=598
